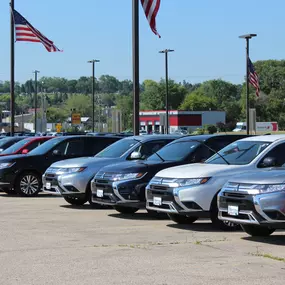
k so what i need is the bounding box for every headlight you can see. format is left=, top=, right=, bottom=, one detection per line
left=111, top=173, right=145, bottom=181
left=251, top=184, right=285, bottom=194
left=0, top=162, right=15, bottom=169
left=174, top=178, right=210, bottom=187
left=55, top=167, right=86, bottom=175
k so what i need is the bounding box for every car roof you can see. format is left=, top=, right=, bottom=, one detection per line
left=24, top=136, right=54, bottom=142
left=172, top=134, right=249, bottom=143
left=122, top=135, right=182, bottom=142
left=239, top=134, right=285, bottom=142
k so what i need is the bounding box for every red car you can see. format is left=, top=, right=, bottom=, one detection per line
left=0, top=137, right=53, bottom=156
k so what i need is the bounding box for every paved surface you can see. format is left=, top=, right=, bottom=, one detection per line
left=0, top=193, right=285, bottom=285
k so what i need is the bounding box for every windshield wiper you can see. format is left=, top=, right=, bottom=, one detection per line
left=235, top=144, right=257, bottom=160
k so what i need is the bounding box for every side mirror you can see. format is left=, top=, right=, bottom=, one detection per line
left=130, top=151, right=142, bottom=160
left=21, top=149, right=29, bottom=154
left=52, top=149, right=62, bottom=156
left=260, top=157, right=277, bottom=168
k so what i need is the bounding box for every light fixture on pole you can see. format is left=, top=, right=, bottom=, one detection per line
left=239, top=34, right=257, bottom=135
left=159, top=49, right=174, bottom=134
left=88, top=59, right=100, bottom=132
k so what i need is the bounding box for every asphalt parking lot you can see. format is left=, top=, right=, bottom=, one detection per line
left=0, top=193, right=284, bottom=285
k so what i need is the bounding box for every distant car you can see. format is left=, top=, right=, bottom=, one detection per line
left=0, top=136, right=53, bottom=156
left=0, top=137, right=27, bottom=154
left=46, top=132, right=57, bottom=136
left=0, top=135, right=122, bottom=197
left=139, top=130, right=148, bottom=135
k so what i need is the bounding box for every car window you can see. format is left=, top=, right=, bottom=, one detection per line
left=206, top=140, right=271, bottom=165
left=25, top=141, right=41, bottom=151
left=0, top=139, right=30, bottom=154
left=258, top=143, right=285, bottom=167
left=139, top=140, right=171, bottom=159
left=65, top=140, right=84, bottom=156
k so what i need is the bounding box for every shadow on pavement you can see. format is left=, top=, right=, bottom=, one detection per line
left=242, top=233, right=285, bottom=246
left=0, top=193, right=58, bottom=198
left=167, top=221, right=242, bottom=233
left=108, top=212, right=169, bottom=221
left=60, top=204, right=112, bottom=211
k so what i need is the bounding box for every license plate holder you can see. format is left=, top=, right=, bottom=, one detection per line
left=153, top=197, right=162, bottom=206
left=228, top=205, right=239, bottom=216
left=97, top=189, right=104, bottom=198
left=46, top=182, right=51, bottom=190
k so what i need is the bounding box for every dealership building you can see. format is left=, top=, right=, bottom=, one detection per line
left=139, top=110, right=226, bottom=133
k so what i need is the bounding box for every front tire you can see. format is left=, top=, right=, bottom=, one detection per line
left=113, top=205, right=139, bottom=214
left=241, top=225, right=276, bottom=237
left=63, top=195, right=88, bottom=206
left=168, top=213, right=198, bottom=224
left=15, top=172, right=41, bottom=197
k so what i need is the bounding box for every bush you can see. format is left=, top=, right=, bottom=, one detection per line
left=207, top=125, right=217, bottom=134
left=192, top=128, right=205, bottom=135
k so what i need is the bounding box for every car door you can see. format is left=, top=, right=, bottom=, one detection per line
left=257, top=143, right=285, bottom=168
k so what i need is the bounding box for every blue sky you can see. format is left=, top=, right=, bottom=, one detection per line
left=0, top=0, right=284, bottom=84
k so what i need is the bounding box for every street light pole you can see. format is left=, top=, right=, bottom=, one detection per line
left=88, top=59, right=100, bottom=132
left=159, top=49, right=174, bottom=134
left=239, top=34, right=257, bottom=135
left=33, top=70, right=40, bottom=133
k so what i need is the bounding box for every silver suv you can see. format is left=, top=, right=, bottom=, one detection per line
left=218, top=167, right=285, bottom=236
left=42, top=135, right=179, bottom=205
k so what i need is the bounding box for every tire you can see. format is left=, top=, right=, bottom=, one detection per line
left=241, top=225, right=276, bottom=237
left=210, top=194, right=240, bottom=231
left=113, top=205, right=139, bottom=214
left=15, top=172, right=41, bottom=197
left=63, top=195, right=88, bottom=206
left=168, top=213, right=198, bottom=224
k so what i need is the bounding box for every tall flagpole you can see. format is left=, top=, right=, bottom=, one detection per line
left=10, top=0, right=15, bottom=136
left=132, top=0, right=140, bottom=135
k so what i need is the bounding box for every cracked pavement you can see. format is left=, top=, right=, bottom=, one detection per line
left=0, top=194, right=284, bottom=285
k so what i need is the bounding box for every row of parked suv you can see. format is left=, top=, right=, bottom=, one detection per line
left=0, top=133, right=284, bottom=237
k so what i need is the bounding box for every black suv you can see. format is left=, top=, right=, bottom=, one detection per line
left=91, top=135, right=249, bottom=214
left=0, top=135, right=122, bottom=196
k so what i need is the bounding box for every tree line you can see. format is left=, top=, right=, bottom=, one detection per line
left=0, top=60, right=285, bottom=130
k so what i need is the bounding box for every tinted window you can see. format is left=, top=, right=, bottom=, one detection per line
left=0, top=139, right=31, bottom=154
left=206, top=140, right=271, bottom=165
left=29, top=138, right=63, bottom=155
left=139, top=140, right=171, bottom=159
left=147, top=141, right=200, bottom=162
left=84, top=137, right=120, bottom=155
left=65, top=140, right=84, bottom=156
left=259, top=143, right=285, bottom=167
left=95, top=139, right=139, bottom=158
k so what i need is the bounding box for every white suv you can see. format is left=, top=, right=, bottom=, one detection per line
left=146, top=135, right=285, bottom=230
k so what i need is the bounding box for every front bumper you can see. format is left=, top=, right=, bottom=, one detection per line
left=145, top=182, right=210, bottom=217
left=218, top=190, right=285, bottom=228
left=42, top=171, right=89, bottom=198
left=91, top=178, right=147, bottom=208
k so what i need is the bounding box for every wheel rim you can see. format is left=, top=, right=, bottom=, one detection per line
left=20, top=175, right=39, bottom=195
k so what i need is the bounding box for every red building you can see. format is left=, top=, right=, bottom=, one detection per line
left=139, top=110, right=226, bottom=133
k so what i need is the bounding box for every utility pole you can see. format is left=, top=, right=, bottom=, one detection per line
left=88, top=59, right=100, bottom=132
left=132, top=0, right=140, bottom=135
left=239, top=34, right=257, bottom=135
left=159, top=49, right=174, bottom=134
left=10, top=0, right=15, bottom=136
left=33, top=70, right=40, bottom=133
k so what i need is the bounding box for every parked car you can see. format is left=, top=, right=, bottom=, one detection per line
left=218, top=168, right=285, bottom=237
left=0, top=137, right=27, bottom=154
left=145, top=135, right=285, bottom=230
left=0, top=136, right=53, bottom=156
left=42, top=135, right=180, bottom=205
left=0, top=135, right=122, bottom=197
left=91, top=135, right=248, bottom=214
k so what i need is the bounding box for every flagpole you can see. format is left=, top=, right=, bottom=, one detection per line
left=10, top=0, right=15, bottom=136
left=132, top=0, right=140, bottom=136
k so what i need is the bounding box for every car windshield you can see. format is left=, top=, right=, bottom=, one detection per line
left=95, top=139, right=139, bottom=158
left=0, top=138, right=20, bottom=149
left=206, top=140, right=271, bottom=165
left=147, top=140, right=200, bottom=162
left=0, top=139, right=31, bottom=154
left=28, top=137, right=61, bottom=155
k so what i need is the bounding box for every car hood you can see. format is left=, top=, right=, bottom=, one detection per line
left=97, top=160, right=184, bottom=174
left=50, top=157, right=121, bottom=168
left=229, top=167, right=285, bottom=184
left=0, top=153, right=34, bottom=162
left=155, top=163, right=246, bottom=178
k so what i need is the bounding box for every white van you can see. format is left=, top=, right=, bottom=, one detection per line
left=233, top=122, right=278, bottom=132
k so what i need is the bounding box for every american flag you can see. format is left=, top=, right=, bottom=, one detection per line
left=141, top=0, right=161, bottom=38
left=248, top=58, right=260, bottom=97
left=12, top=9, right=61, bottom=52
